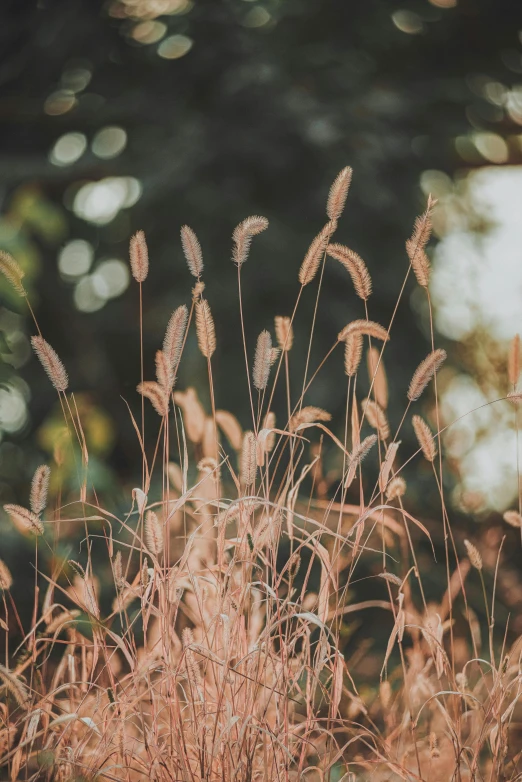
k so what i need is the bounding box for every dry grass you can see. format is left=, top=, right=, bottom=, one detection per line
left=0, top=170, right=522, bottom=781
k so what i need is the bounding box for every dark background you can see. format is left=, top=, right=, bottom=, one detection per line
left=1, top=0, right=522, bottom=632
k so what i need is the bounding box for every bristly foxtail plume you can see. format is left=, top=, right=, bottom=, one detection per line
left=163, top=305, right=188, bottom=379
left=338, top=319, right=389, bottom=343
left=362, top=398, right=390, bottom=440
left=503, top=510, right=522, bottom=528
left=298, top=222, right=334, bottom=286
left=253, top=330, right=273, bottom=391
left=181, top=225, right=203, bottom=279
left=232, top=216, right=269, bottom=266
left=274, top=316, right=293, bottom=351
left=4, top=504, right=44, bottom=536
left=30, top=465, right=50, bottom=516
left=407, top=348, right=446, bottom=402
left=145, top=510, right=164, bottom=556
left=155, top=350, right=172, bottom=391
left=344, top=434, right=377, bottom=488
left=129, top=230, right=149, bottom=283
left=0, top=560, right=12, bottom=591
left=327, top=244, right=372, bottom=300
left=0, top=250, right=26, bottom=296
left=344, top=333, right=363, bottom=377
left=406, top=194, right=436, bottom=288
left=289, top=406, right=332, bottom=432
left=241, top=431, right=257, bottom=486
left=327, top=166, right=353, bottom=222
left=412, top=414, right=437, bottom=462
left=195, top=298, right=216, bottom=359
left=31, top=336, right=69, bottom=392
left=137, top=381, right=169, bottom=417
left=464, top=539, right=482, bottom=571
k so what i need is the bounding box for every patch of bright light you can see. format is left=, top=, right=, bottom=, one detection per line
left=92, top=127, right=127, bottom=159
left=92, top=260, right=130, bottom=299
left=132, top=20, right=167, bottom=43
left=44, top=90, right=76, bottom=116
left=74, top=277, right=106, bottom=312
left=73, top=177, right=142, bottom=225
left=59, top=240, right=94, bottom=279
left=61, top=67, right=92, bottom=93
left=431, top=166, right=522, bottom=511
left=157, top=34, right=193, bottom=59
left=391, top=10, right=424, bottom=34
left=0, top=384, right=28, bottom=433
left=456, top=428, right=519, bottom=511
left=50, top=132, right=87, bottom=167
left=432, top=167, right=522, bottom=342
left=242, top=7, right=271, bottom=27
left=472, top=132, right=509, bottom=164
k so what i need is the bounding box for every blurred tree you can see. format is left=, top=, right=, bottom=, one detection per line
left=0, top=0, right=522, bottom=501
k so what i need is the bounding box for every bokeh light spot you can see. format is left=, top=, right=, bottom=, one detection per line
left=242, top=7, right=271, bottom=27
left=73, top=177, right=142, bottom=225
left=92, top=260, right=130, bottom=299
left=157, top=34, right=193, bottom=59
left=472, top=132, right=509, bottom=163
left=58, top=239, right=94, bottom=279
left=132, top=20, right=167, bottom=43
left=0, top=384, right=28, bottom=434
left=92, top=127, right=127, bottom=159
left=50, top=132, right=87, bottom=166
left=61, top=67, right=92, bottom=93
left=391, top=10, right=424, bottom=34
left=44, top=90, right=77, bottom=116
left=74, top=277, right=106, bottom=312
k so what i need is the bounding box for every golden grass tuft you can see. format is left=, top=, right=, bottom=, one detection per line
left=2, top=169, right=521, bottom=782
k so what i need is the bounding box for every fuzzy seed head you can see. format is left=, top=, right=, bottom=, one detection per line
left=362, top=398, right=390, bottom=439
left=180, top=225, right=203, bottom=278
left=137, top=381, right=169, bottom=417
left=129, top=230, right=149, bottom=283
left=232, top=216, right=269, bottom=266
left=289, top=406, right=332, bottom=432
left=464, top=539, right=482, bottom=570
left=4, top=504, right=44, bottom=535
left=344, top=333, right=363, bottom=377
left=274, top=316, right=293, bottom=352
left=386, top=475, right=406, bottom=501
left=31, top=336, right=69, bottom=392
left=0, top=251, right=25, bottom=296
left=327, top=166, right=352, bottom=222
left=0, top=560, right=12, bottom=590
left=30, top=465, right=50, bottom=516
left=327, top=243, right=372, bottom=300
left=163, top=305, right=188, bottom=381
left=408, top=349, right=446, bottom=402
left=253, top=330, right=273, bottom=391
left=503, top=510, right=522, bottom=528
left=412, top=415, right=437, bottom=462
left=195, top=298, right=216, bottom=359
left=241, top=431, right=257, bottom=486
left=298, top=223, right=333, bottom=286
left=338, top=319, right=389, bottom=343
left=145, top=510, right=163, bottom=556
left=406, top=196, right=436, bottom=288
